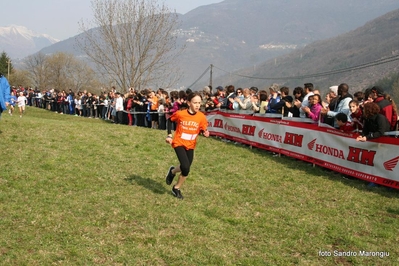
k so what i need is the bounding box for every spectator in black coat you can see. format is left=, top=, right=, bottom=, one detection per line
left=285, top=86, right=304, bottom=117
left=268, top=86, right=293, bottom=116
left=356, top=102, right=390, bottom=142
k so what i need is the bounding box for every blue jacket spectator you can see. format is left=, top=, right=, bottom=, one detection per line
left=0, top=73, right=11, bottom=115
left=267, top=83, right=281, bottom=113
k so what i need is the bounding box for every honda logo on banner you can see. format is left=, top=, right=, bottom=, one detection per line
left=383, top=156, right=399, bottom=171
left=307, top=139, right=345, bottom=160
left=308, top=139, right=317, bottom=150
left=258, top=128, right=283, bottom=143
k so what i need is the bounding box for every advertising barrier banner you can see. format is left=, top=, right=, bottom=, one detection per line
left=206, top=111, right=399, bottom=189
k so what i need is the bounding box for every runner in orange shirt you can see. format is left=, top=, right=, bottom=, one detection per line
left=165, top=92, right=209, bottom=199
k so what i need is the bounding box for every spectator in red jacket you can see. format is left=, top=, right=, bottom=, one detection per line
left=336, top=112, right=355, bottom=132
left=371, top=86, right=397, bottom=130
left=349, top=99, right=363, bottom=131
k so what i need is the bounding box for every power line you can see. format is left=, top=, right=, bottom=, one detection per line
left=212, top=54, right=399, bottom=81
left=187, top=66, right=210, bottom=89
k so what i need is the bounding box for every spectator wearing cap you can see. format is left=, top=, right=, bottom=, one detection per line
left=216, top=86, right=224, bottom=94
left=371, top=86, right=397, bottom=130
left=250, top=87, right=258, bottom=96
left=267, top=83, right=281, bottom=113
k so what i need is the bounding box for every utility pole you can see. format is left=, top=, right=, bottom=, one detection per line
left=209, top=64, right=213, bottom=89
left=7, top=59, right=11, bottom=80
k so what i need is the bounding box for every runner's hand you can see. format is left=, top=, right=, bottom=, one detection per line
left=165, top=136, right=173, bottom=144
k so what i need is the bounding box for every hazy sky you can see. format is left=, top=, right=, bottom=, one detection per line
left=3, top=0, right=222, bottom=40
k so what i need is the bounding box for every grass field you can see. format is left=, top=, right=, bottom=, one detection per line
left=0, top=107, right=398, bottom=265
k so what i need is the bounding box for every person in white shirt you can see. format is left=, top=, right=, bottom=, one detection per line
left=115, top=92, right=124, bottom=124
left=102, top=97, right=109, bottom=120
left=157, top=98, right=166, bottom=129
left=297, top=83, right=314, bottom=118
left=36, top=91, right=42, bottom=108
left=75, top=96, right=82, bottom=116
left=17, top=91, right=27, bottom=118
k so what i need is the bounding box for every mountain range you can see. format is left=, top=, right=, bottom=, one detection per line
left=2, top=0, right=399, bottom=90
left=214, top=8, right=399, bottom=93
left=178, top=0, right=399, bottom=89
left=0, top=25, right=59, bottom=59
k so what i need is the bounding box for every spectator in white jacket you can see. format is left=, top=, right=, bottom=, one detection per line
left=115, top=92, right=124, bottom=124
left=321, top=83, right=353, bottom=128
left=235, top=88, right=252, bottom=111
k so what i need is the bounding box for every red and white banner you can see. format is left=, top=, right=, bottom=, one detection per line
left=206, top=111, right=399, bottom=189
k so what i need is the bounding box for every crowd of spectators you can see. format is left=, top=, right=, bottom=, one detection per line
left=8, top=82, right=399, bottom=140
left=5, top=81, right=398, bottom=190
left=203, top=83, right=398, bottom=137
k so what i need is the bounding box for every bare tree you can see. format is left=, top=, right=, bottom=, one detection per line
left=77, top=0, right=183, bottom=92
left=24, top=52, right=50, bottom=89
left=24, top=52, right=98, bottom=92
left=68, top=61, right=97, bottom=92
left=9, top=69, right=32, bottom=88
left=46, top=52, right=74, bottom=91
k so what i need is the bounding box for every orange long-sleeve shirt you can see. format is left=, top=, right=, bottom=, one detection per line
left=150, top=96, right=158, bottom=111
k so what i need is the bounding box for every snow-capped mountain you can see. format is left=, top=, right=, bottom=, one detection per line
left=0, top=25, right=59, bottom=59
